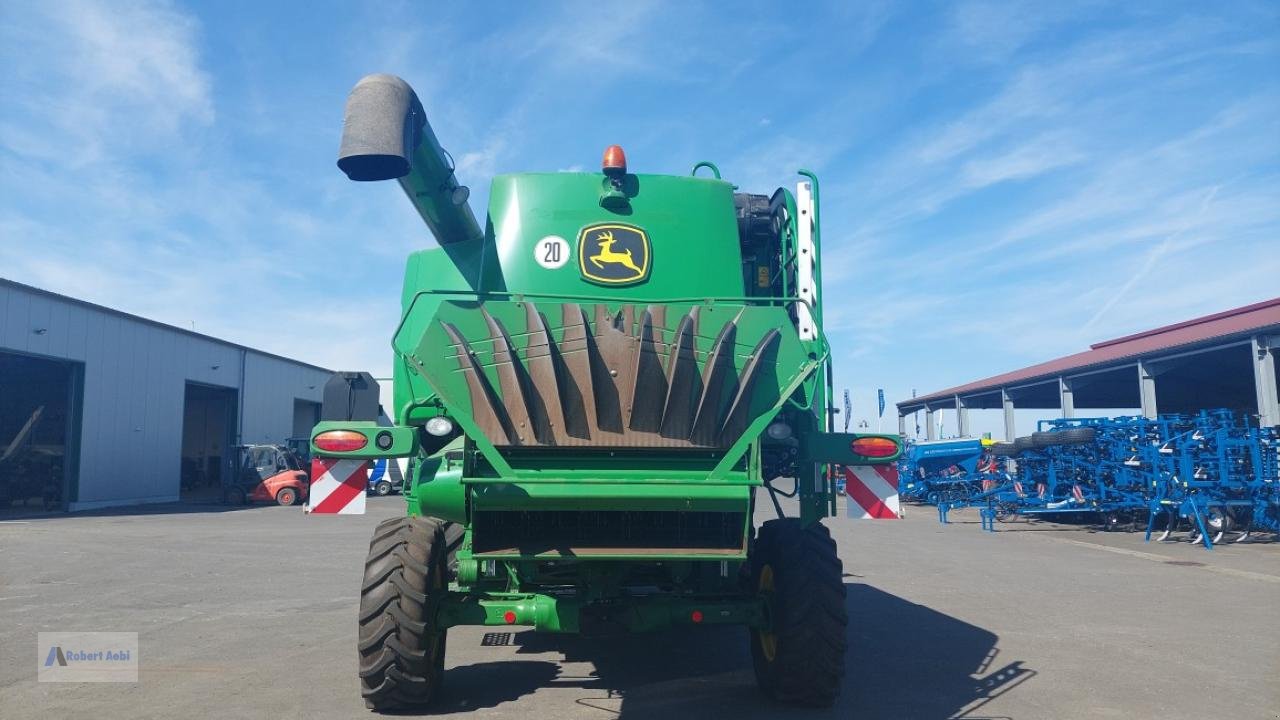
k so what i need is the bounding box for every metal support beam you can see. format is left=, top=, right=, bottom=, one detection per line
left=897, top=413, right=907, bottom=437
left=1001, top=389, right=1016, bottom=441
left=925, top=409, right=937, bottom=440
left=955, top=396, right=970, bottom=437
left=1138, top=360, right=1158, bottom=419
left=1058, top=377, right=1074, bottom=419
left=1253, top=335, right=1279, bottom=428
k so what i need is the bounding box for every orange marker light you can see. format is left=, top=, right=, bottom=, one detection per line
left=602, top=145, right=627, bottom=175
left=851, top=436, right=900, bottom=458
left=314, top=430, right=368, bottom=452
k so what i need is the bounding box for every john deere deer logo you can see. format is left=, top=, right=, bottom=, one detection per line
left=578, top=223, right=650, bottom=284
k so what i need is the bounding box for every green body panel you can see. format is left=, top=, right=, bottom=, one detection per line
left=408, top=436, right=466, bottom=523
left=485, top=173, right=743, bottom=298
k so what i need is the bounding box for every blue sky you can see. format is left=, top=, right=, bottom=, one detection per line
left=2, top=1, right=1277, bottom=436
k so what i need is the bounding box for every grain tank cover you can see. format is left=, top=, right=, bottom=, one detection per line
left=483, top=172, right=745, bottom=299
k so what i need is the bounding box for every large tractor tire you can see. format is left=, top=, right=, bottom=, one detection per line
left=750, top=518, right=847, bottom=706
left=1031, top=427, right=1096, bottom=448
left=989, top=441, right=1019, bottom=457
left=359, top=516, right=449, bottom=712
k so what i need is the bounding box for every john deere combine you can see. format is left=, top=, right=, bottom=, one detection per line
left=312, top=74, right=901, bottom=711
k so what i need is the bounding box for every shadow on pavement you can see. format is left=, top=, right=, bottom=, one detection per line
left=846, top=583, right=1034, bottom=719
left=430, top=661, right=563, bottom=715
left=426, top=583, right=1034, bottom=719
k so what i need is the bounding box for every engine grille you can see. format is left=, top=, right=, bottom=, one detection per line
left=472, top=510, right=746, bottom=556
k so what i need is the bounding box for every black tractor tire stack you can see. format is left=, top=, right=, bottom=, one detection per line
left=358, top=516, right=450, bottom=711
left=1031, top=427, right=1097, bottom=448
left=989, top=441, right=1019, bottom=457
left=750, top=518, right=847, bottom=706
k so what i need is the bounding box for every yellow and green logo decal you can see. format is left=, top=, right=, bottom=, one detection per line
left=578, top=223, right=650, bottom=285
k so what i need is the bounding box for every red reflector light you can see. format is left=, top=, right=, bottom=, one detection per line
left=602, top=144, right=627, bottom=174
left=690, top=610, right=704, bottom=624
left=851, top=436, right=900, bottom=458
left=503, top=611, right=517, bottom=625
left=314, top=430, right=367, bottom=452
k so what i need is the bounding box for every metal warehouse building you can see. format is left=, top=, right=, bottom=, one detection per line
left=1, top=278, right=336, bottom=514
left=898, top=298, right=1280, bottom=439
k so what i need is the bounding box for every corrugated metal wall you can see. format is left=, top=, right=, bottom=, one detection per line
left=242, top=353, right=329, bottom=445
left=0, top=281, right=332, bottom=510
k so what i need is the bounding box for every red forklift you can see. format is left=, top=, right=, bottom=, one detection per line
left=223, top=444, right=310, bottom=506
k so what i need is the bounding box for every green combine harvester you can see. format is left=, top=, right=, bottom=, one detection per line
left=311, top=73, right=901, bottom=711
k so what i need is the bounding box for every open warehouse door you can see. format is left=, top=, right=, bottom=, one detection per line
left=0, top=351, right=81, bottom=515
left=180, top=382, right=238, bottom=503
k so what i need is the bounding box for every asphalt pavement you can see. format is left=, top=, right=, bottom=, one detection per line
left=2, top=495, right=1277, bottom=719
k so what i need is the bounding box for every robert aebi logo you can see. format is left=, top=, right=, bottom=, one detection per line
left=38, top=632, right=139, bottom=682
left=44, top=645, right=131, bottom=666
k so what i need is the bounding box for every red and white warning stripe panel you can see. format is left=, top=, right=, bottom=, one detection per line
left=307, top=458, right=369, bottom=514
left=844, top=465, right=900, bottom=520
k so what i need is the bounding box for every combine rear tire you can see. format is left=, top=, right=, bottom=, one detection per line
left=750, top=519, right=847, bottom=706
left=359, top=516, right=448, bottom=712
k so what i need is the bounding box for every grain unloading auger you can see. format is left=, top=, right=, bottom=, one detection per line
left=310, top=74, right=901, bottom=711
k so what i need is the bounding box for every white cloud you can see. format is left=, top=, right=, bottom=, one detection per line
left=0, top=0, right=213, bottom=165
left=960, top=133, right=1085, bottom=188
left=948, top=0, right=1091, bottom=62
left=0, top=0, right=399, bottom=378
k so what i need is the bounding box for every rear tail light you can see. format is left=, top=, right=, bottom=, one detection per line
left=314, top=430, right=368, bottom=452
left=850, top=436, right=899, bottom=458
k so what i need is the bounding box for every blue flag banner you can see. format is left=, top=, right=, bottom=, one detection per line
left=877, top=389, right=885, bottom=418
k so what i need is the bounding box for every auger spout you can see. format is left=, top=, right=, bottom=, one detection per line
left=336, top=73, right=482, bottom=245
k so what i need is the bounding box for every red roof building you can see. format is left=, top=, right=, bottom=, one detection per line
left=897, top=298, right=1280, bottom=438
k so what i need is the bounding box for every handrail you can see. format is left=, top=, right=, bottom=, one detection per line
left=691, top=161, right=722, bottom=179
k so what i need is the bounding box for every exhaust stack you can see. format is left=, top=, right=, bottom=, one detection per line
left=337, top=74, right=482, bottom=245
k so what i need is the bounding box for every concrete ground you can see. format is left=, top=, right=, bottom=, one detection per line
left=1, top=496, right=1277, bottom=720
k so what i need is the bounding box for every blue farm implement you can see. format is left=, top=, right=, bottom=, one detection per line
left=897, top=438, right=1003, bottom=511
left=903, top=410, right=1278, bottom=549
